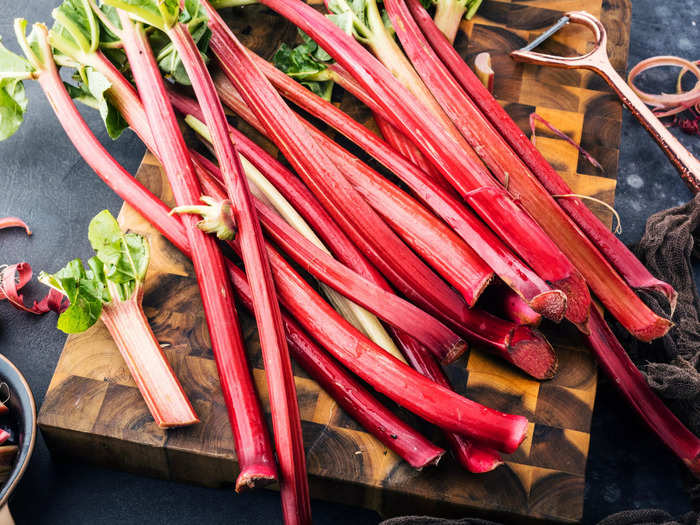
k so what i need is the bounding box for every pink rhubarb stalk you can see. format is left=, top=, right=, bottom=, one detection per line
left=249, top=0, right=590, bottom=326
left=32, top=21, right=276, bottom=491
left=405, top=0, right=676, bottom=335
left=225, top=36, right=568, bottom=323
left=167, top=25, right=311, bottom=523
left=100, top=286, right=199, bottom=428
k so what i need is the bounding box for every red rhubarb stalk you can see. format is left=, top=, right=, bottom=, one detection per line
left=185, top=90, right=490, bottom=307
left=27, top=21, right=276, bottom=490
left=116, top=7, right=309, bottom=519
left=189, top=152, right=467, bottom=363
left=240, top=0, right=590, bottom=326
left=0, top=218, right=31, bottom=235
left=30, top=52, right=528, bottom=452
left=183, top=97, right=556, bottom=378
left=227, top=256, right=446, bottom=469
left=406, top=0, right=678, bottom=317
left=392, top=330, right=503, bottom=473
left=202, top=3, right=492, bottom=339
left=587, top=308, right=700, bottom=475
left=222, top=31, right=568, bottom=323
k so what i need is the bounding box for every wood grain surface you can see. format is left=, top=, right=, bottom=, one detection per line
left=38, top=0, right=631, bottom=522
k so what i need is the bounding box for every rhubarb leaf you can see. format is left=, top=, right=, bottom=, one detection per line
left=39, top=210, right=150, bottom=333
left=102, top=0, right=180, bottom=30
left=51, top=0, right=99, bottom=55
left=67, top=67, right=128, bottom=139
left=147, top=0, right=210, bottom=85
left=273, top=32, right=335, bottom=101
left=88, top=209, right=148, bottom=300
left=39, top=258, right=106, bottom=333
left=0, top=39, right=32, bottom=141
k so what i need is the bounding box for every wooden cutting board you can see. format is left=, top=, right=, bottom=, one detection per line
left=38, top=0, right=631, bottom=522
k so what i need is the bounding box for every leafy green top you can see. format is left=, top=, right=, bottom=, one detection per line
left=273, top=31, right=335, bottom=101
left=0, top=38, right=32, bottom=141
left=39, top=210, right=150, bottom=334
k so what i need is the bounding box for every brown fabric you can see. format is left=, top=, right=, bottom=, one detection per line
left=612, top=193, right=700, bottom=436
left=380, top=518, right=501, bottom=525
left=597, top=509, right=700, bottom=525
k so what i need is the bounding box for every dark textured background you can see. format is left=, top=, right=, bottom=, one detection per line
left=0, top=1, right=698, bottom=523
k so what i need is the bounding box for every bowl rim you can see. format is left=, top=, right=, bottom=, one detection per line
left=0, top=354, right=36, bottom=508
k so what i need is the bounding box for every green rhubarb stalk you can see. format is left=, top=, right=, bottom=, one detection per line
left=431, top=0, right=482, bottom=44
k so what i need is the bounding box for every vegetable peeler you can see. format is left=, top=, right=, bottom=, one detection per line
left=511, top=11, right=700, bottom=193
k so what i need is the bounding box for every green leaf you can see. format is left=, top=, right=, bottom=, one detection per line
left=0, top=38, right=32, bottom=141
left=51, top=0, right=98, bottom=55
left=148, top=0, right=210, bottom=86
left=67, top=67, right=127, bottom=139
left=39, top=258, right=106, bottom=334
left=88, top=209, right=149, bottom=300
left=273, top=31, right=335, bottom=100
left=102, top=0, right=180, bottom=30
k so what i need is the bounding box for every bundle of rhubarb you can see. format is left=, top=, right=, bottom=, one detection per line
left=0, top=0, right=698, bottom=522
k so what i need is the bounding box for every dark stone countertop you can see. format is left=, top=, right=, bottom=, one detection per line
left=0, top=1, right=698, bottom=523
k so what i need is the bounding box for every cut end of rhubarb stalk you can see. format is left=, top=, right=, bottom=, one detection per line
left=507, top=326, right=558, bottom=380
left=685, top=454, right=700, bottom=478
left=415, top=448, right=446, bottom=470
left=645, top=282, right=679, bottom=316
left=528, top=289, right=566, bottom=323
left=552, top=270, right=591, bottom=329
left=502, top=415, right=530, bottom=455
left=464, top=446, right=503, bottom=473
left=630, top=315, right=674, bottom=343
left=235, top=465, right=278, bottom=492
left=440, top=339, right=469, bottom=365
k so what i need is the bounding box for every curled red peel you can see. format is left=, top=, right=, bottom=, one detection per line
left=0, top=263, right=68, bottom=314
left=0, top=217, right=31, bottom=235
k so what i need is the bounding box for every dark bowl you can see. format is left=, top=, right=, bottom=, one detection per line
left=0, top=354, right=36, bottom=507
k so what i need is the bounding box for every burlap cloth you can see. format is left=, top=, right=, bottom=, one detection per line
left=380, top=194, right=700, bottom=525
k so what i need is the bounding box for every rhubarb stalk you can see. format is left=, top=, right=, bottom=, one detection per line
left=397, top=0, right=673, bottom=341
left=39, top=210, right=199, bottom=429
left=107, top=4, right=309, bottom=520
left=215, top=0, right=590, bottom=326
left=225, top=55, right=566, bottom=320
left=18, top=18, right=277, bottom=490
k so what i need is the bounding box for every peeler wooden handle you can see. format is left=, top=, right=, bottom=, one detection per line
left=511, top=11, right=700, bottom=193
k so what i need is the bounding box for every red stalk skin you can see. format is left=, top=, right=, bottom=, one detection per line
left=110, top=16, right=278, bottom=491
left=0, top=430, right=9, bottom=445
left=403, top=0, right=674, bottom=341
left=185, top=84, right=556, bottom=379
left=0, top=217, right=31, bottom=235
left=328, top=63, right=456, bottom=197
left=202, top=5, right=492, bottom=341
left=202, top=83, right=491, bottom=309
left=192, top=153, right=467, bottom=362
left=373, top=113, right=454, bottom=195
left=485, top=284, right=543, bottom=327
left=407, top=0, right=677, bottom=313
left=165, top=23, right=310, bottom=523
left=101, top=287, right=199, bottom=428
left=36, top=62, right=529, bottom=454
left=586, top=308, right=700, bottom=476
left=392, top=330, right=503, bottom=473
left=229, top=268, right=446, bottom=469
left=254, top=0, right=590, bottom=328
left=36, top=43, right=445, bottom=474
left=229, top=53, right=567, bottom=322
